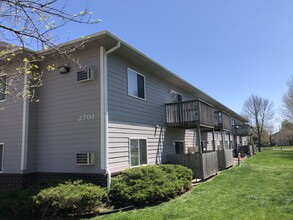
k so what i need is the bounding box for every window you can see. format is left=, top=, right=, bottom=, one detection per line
left=0, top=143, right=3, bottom=172
left=129, top=139, right=147, bottom=166
left=170, top=90, right=182, bottom=103
left=128, top=68, right=145, bottom=99
left=0, top=75, right=6, bottom=102
left=175, top=141, right=184, bottom=154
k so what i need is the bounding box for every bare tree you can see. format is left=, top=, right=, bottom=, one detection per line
left=0, top=0, right=100, bottom=101
left=282, top=76, right=293, bottom=122
left=242, top=95, right=274, bottom=151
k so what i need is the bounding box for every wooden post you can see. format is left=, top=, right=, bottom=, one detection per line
left=197, top=102, right=202, bottom=154
left=221, top=130, right=224, bottom=150
left=212, top=129, right=216, bottom=151
left=228, top=131, right=231, bottom=149
left=197, top=127, right=202, bottom=154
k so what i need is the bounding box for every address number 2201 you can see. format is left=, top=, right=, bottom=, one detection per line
left=78, top=114, right=95, bottom=122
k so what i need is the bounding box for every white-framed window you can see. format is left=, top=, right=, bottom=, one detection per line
left=129, top=138, right=147, bottom=167
left=0, top=143, right=4, bottom=173
left=127, top=68, right=146, bottom=100
left=0, top=75, right=7, bottom=102
left=174, top=140, right=185, bottom=154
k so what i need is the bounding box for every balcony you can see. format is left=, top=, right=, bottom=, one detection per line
left=232, top=124, right=253, bottom=136
left=165, top=99, right=214, bottom=128
left=214, top=111, right=231, bottom=131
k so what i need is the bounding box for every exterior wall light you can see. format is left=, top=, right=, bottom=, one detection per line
left=58, top=65, right=70, bottom=74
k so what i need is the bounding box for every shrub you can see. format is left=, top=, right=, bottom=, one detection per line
left=109, top=164, right=192, bottom=207
left=0, top=187, right=39, bottom=217
left=34, top=180, right=106, bottom=217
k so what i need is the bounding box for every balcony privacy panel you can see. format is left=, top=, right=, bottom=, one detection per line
left=165, top=100, right=214, bottom=128
left=214, top=111, right=231, bottom=130
left=167, top=151, right=218, bottom=179
left=232, top=124, right=253, bottom=136
left=217, top=149, right=233, bottom=170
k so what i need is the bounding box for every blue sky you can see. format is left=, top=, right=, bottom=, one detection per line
left=57, top=1, right=292, bottom=129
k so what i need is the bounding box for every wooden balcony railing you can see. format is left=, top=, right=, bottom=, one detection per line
left=165, top=99, right=214, bottom=128
left=232, top=124, right=253, bottom=136
left=214, top=111, right=231, bottom=131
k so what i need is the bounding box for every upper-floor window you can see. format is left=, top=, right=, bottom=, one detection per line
left=0, top=75, right=6, bottom=102
left=170, top=90, right=182, bottom=103
left=0, top=143, right=4, bottom=172
left=127, top=68, right=145, bottom=99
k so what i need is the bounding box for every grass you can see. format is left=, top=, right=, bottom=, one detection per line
left=92, top=149, right=293, bottom=220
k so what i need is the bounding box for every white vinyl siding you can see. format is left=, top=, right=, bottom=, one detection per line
left=127, top=68, right=145, bottom=99
left=0, top=143, right=4, bottom=172
left=129, top=138, right=147, bottom=167
left=0, top=75, right=6, bottom=102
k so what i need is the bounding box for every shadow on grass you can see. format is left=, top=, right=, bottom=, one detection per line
left=271, top=150, right=293, bottom=161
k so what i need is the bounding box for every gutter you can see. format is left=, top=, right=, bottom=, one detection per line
left=100, top=42, right=121, bottom=193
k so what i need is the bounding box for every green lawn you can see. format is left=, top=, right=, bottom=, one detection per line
left=94, top=150, right=293, bottom=220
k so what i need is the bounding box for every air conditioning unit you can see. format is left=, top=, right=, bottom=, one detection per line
left=187, top=147, right=196, bottom=154
left=77, top=69, right=94, bottom=82
left=76, top=153, right=95, bottom=165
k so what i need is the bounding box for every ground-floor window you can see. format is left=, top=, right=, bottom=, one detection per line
left=175, top=141, right=185, bottom=154
left=0, top=143, right=3, bottom=172
left=129, top=138, right=147, bottom=166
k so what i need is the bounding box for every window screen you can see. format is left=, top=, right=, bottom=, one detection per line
left=128, top=69, right=145, bottom=99
left=130, top=138, right=147, bottom=166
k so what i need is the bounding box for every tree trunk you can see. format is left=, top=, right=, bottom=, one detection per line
left=258, top=134, right=262, bottom=152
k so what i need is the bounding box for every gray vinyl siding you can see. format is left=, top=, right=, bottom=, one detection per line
left=27, top=101, right=38, bottom=172
left=107, top=55, right=197, bottom=172
left=0, top=94, right=23, bottom=173
left=107, top=55, right=194, bottom=126
left=36, top=47, right=102, bottom=173
left=108, top=122, right=185, bottom=173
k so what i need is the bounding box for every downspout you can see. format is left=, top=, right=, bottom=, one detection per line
left=100, top=42, right=121, bottom=193
left=21, top=69, right=29, bottom=171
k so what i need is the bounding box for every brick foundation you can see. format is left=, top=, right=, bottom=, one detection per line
left=0, top=172, right=107, bottom=191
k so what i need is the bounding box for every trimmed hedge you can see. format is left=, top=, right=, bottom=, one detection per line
left=0, top=165, right=192, bottom=217
left=0, top=180, right=106, bottom=218
left=34, top=180, right=106, bottom=217
left=0, top=187, right=39, bottom=217
left=109, top=164, right=192, bottom=207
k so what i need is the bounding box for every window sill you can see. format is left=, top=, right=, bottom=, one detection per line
left=128, top=94, right=146, bottom=101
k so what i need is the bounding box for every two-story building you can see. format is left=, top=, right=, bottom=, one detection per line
left=0, top=31, right=251, bottom=191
